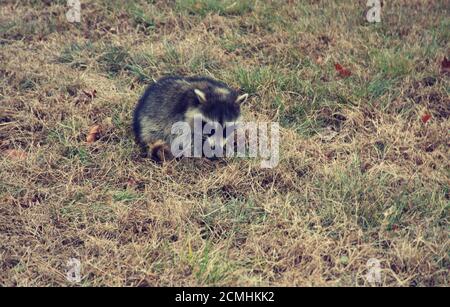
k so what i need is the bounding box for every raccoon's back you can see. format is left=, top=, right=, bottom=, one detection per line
left=135, top=75, right=228, bottom=116
left=138, top=76, right=189, bottom=108
left=133, top=76, right=192, bottom=144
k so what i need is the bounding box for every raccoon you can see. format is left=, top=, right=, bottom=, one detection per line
left=133, top=76, right=248, bottom=161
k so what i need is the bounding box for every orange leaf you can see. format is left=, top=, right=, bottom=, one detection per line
left=5, top=149, right=27, bottom=160
left=86, top=125, right=102, bottom=143
left=421, top=113, right=431, bottom=124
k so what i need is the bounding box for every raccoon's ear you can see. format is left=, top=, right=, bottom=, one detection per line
left=194, top=89, right=207, bottom=103
left=235, top=93, right=249, bottom=105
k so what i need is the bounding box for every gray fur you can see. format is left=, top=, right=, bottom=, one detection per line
left=133, top=76, right=247, bottom=155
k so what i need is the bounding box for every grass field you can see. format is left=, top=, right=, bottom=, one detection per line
left=0, top=0, right=449, bottom=286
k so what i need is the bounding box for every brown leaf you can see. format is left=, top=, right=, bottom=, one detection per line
left=75, top=89, right=97, bottom=105
left=82, top=89, right=97, bottom=99
left=4, top=149, right=27, bottom=160
left=316, top=56, right=324, bottom=65
left=126, top=177, right=137, bottom=188
left=86, top=125, right=102, bottom=143
left=441, top=57, right=450, bottom=75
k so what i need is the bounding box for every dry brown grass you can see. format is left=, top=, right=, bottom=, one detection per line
left=0, top=0, right=449, bottom=286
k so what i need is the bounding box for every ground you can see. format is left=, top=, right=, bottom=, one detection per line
left=0, top=0, right=449, bottom=286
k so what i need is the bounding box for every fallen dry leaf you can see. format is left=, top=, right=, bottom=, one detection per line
left=82, top=89, right=97, bottom=99
left=421, top=112, right=432, bottom=124
left=126, top=177, right=137, bottom=188
left=4, top=149, right=27, bottom=160
left=75, top=89, right=97, bottom=105
left=441, top=57, right=450, bottom=75
left=335, top=63, right=352, bottom=77
left=86, top=125, right=102, bottom=143
left=316, top=56, right=324, bottom=65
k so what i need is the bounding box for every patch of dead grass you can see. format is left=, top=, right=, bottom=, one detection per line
left=0, top=0, right=448, bottom=287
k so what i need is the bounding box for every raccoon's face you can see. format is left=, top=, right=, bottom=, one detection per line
left=194, top=87, right=248, bottom=125
left=187, top=86, right=248, bottom=152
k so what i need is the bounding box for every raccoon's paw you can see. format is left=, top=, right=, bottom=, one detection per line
left=149, top=140, right=174, bottom=162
